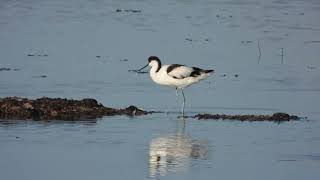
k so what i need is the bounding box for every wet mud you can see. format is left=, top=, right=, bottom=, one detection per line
left=193, top=112, right=300, bottom=122
left=0, top=97, right=302, bottom=122
left=0, top=97, right=150, bottom=120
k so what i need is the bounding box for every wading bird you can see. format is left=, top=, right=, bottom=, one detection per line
left=137, top=56, right=214, bottom=115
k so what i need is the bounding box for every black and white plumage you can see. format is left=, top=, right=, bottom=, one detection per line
left=167, top=64, right=213, bottom=79
left=137, top=56, right=214, bottom=115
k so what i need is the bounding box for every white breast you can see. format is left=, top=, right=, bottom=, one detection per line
left=150, top=65, right=174, bottom=86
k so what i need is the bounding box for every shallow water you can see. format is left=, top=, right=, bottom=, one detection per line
left=1, top=116, right=319, bottom=180
left=1, top=0, right=320, bottom=179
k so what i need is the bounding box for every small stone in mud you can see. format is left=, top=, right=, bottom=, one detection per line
left=123, top=106, right=146, bottom=116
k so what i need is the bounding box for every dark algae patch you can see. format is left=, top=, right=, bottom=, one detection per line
left=0, top=67, right=20, bottom=71
left=0, top=97, right=302, bottom=121
left=193, top=112, right=300, bottom=122
left=115, top=9, right=142, bottom=13
left=0, top=97, right=150, bottom=120
left=0, top=68, right=11, bottom=71
left=32, top=75, right=47, bottom=78
left=27, top=54, right=48, bottom=57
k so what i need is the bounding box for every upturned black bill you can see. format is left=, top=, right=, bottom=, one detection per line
left=137, top=64, right=148, bottom=71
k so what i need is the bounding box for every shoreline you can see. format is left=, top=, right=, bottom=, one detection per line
left=0, top=97, right=150, bottom=120
left=0, top=97, right=302, bottom=121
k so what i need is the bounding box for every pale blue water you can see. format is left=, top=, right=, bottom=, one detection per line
left=1, top=0, right=320, bottom=179
left=1, top=116, right=319, bottom=180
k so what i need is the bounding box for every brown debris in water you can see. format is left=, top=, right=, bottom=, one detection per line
left=194, top=112, right=300, bottom=121
left=0, top=97, right=150, bottom=120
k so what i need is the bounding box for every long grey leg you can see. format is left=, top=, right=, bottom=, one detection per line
left=181, top=89, right=186, bottom=115
left=175, top=87, right=178, bottom=97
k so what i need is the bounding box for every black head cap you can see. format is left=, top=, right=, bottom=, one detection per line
left=147, top=56, right=161, bottom=72
left=148, top=56, right=160, bottom=63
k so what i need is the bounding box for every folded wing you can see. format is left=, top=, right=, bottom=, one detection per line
left=167, top=64, right=205, bottom=79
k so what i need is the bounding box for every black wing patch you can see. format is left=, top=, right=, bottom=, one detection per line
left=167, top=65, right=210, bottom=79
left=166, top=64, right=184, bottom=74
left=190, top=67, right=203, bottom=77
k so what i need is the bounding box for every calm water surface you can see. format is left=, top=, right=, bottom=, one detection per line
left=1, top=115, right=319, bottom=180
left=1, top=0, right=320, bottom=179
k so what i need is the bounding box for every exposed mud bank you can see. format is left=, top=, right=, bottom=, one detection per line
left=0, top=97, right=150, bottom=120
left=193, top=112, right=301, bottom=122
left=0, top=97, right=303, bottom=121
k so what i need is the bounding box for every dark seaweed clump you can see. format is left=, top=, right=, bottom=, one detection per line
left=194, top=112, right=300, bottom=121
left=0, top=97, right=149, bottom=120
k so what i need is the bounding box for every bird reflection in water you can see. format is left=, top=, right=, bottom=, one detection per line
left=149, top=119, right=210, bottom=178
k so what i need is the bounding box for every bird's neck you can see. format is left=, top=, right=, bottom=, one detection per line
left=149, top=64, right=161, bottom=83
left=150, top=62, right=161, bottom=73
